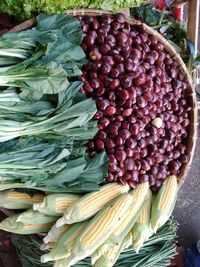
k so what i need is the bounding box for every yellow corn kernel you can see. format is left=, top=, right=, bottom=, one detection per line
left=151, top=175, right=178, bottom=233
left=56, top=183, right=130, bottom=226
left=0, top=190, right=44, bottom=209
left=33, top=193, right=80, bottom=216
left=43, top=223, right=71, bottom=244
left=64, top=193, right=133, bottom=266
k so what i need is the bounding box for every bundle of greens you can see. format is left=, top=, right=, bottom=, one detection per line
left=0, top=14, right=108, bottom=193
left=0, top=0, right=148, bottom=20
left=0, top=14, right=85, bottom=95
left=0, top=82, right=97, bottom=142
left=11, top=219, right=177, bottom=267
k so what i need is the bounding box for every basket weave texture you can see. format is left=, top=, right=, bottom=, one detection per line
left=8, top=8, right=198, bottom=188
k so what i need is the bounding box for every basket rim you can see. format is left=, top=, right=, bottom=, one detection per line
left=8, top=8, right=198, bottom=189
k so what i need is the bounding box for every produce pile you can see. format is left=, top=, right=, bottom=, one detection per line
left=0, top=176, right=177, bottom=266
left=0, top=0, right=148, bottom=20
left=79, top=14, right=191, bottom=190
left=0, top=11, right=192, bottom=267
left=12, top=219, right=178, bottom=267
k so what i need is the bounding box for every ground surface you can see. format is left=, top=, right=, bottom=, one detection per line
left=174, top=125, right=200, bottom=247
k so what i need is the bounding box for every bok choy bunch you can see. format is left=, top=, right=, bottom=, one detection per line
left=0, top=82, right=98, bottom=142
left=0, top=14, right=85, bottom=96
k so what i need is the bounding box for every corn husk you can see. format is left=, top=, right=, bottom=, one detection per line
left=41, top=222, right=87, bottom=263
left=56, top=183, right=130, bottom=226
left=104, top=182, right=149, bottom=247
left=93, top=233, right=132, bottom=267
left=64, top=193, right=133, bottom=267
left=43, top=223, right=71, bottom=244
left=0, top=214, right=53, bottom=234
left=132, top=189, right=153, bottom=253
left=33, top=193, right=80, bottom=216
left=0, top=189, right=44, bottom=209
left=16, top=209, right=58, bottom=225
left=40, top=242, right=56, bottom=251
left=53, top=258, right=66, bottom=267
left=151, top=175, right=178, bottom=233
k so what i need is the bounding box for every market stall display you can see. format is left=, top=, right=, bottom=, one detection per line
left=0, top=4, right=198, bottom=267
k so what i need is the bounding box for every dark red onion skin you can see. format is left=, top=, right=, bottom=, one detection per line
left=81, top=15, right=191, bottom=190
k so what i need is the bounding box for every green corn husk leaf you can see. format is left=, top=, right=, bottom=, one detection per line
left=93, top=234, right=132, bottom=267
left=63, top=193, right=133, bottom=266
left=41, top=222, right=87, bottom=263
left=16, top=209, right=58, bottom=225
left=91, top=240, right=115, bottom=265
left=33, top=193, right=80, bottom=216
left=0, top=189, right=44, bottom=209
left=41, top=242, right=56, bottom=251
left=0, top=214, right=53, bottom=234
left=56, top=183, right=130, bottom=226
left=43, top=223, right=72, bottom=244
left=151, top=175, right=178, bottom=233
left=132, top=189, right=153, bottom=253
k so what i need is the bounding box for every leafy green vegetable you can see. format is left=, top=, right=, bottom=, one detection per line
left=0, top=0, right=147, bottom=20
left=0, top=151, right=108, bottom=193
left=0, top=81, right=97, bottom=142
left=0, top=14, right=85, bottom=95
left=89, top=0, right=147, bottom=11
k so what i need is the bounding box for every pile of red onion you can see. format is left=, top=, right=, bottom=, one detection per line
left=78, top=13, right=191, bottom=191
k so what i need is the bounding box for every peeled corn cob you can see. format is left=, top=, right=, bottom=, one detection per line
left=151, top=175, right=178, bottom=233
left=56, top=183, right=130, bottom=226
left=64, top=193, right=133, bottom=267
left=132, top=189, right=153, bottom=253
left=104, top=182, right=149, bottom=246
left=0, top=189, right=44, bottom=209
left=16, top=209, right=58, bottom=225
left=41, top=222, right=87, bottom=263
left=0, top=214, right=53, bottom=234
left=33, top=193, right=80, bottom=216
left=94, top=233, right=132, bottom=267
left=43, top=223, right=71, bottom=244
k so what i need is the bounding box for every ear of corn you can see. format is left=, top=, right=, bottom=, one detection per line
left=0, top=190, right=44, bottom=209
left=16, top=209, right=59, bottom=225
left=43, top=223, right=72, bottom=244
left=64, top=193, right=133, bottom=267
left=93, top=233, right=132, bottom=267
left=41, top=222, right=87, bottom=263
left=104, top=182, right=149, bottom=246
left=151, top=175, right=178, bottom=233
left=56, top=183, right=130, bottom=226
left=0, top=214, right=53, bottom=234
left=132, top=189, right=153, bottom=253
left=33, top=193, right=80, bottom=216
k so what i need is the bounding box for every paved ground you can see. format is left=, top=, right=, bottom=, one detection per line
left=174, top=125, right=200, bottom=247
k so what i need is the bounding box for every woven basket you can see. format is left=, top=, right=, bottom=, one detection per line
left=8, top=8, right=198, bottom=188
